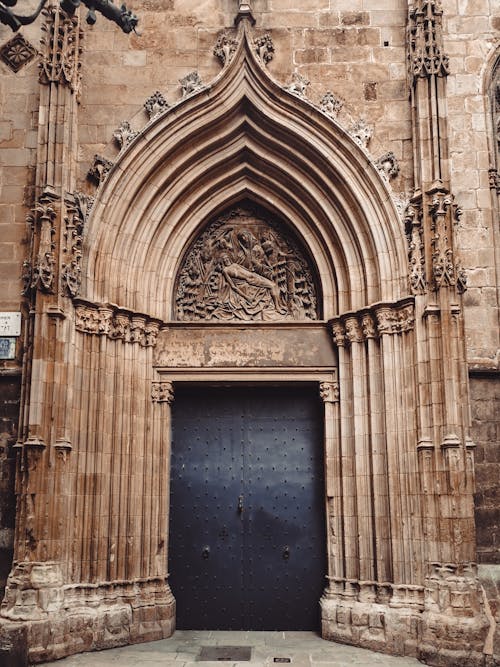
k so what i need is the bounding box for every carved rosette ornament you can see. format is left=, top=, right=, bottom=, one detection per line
left=214, top=31, right=239, bottom=66
left=175, top=207, right=318, bottom=322
left=0, top=33, right=37, bottom=73
left=74, top=300, right=160, bottom=346
left=253, top=34, right=274, bottom=65
left=39, top=4, right=82, bottom=94
left=408, top=0, right=450, bottom=85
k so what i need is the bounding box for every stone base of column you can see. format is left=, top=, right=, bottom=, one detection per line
left=321, top=573, right=490, bottom=667
left=320, top=585, right=421, bottom=659
left=0, top=565, right=175, bottom=665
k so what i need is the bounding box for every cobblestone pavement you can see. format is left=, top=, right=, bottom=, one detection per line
left=39, top=631, right=425, bottom=667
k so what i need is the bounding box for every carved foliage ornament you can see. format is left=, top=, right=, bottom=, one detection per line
left=87, top=154, right=114, bottom=185
left=113, top=120, right=139, bottom=150
left=286, top=73, right=310, bottom=98
left=61, top=192, right=92, bottom=298
left=214, top=31, right=239, bottom=66
left=404, top=199, right=426, bottom=294
left=144, top=91, right=169, bottom=120
left=320, top=91, right=344, bottom=119
left=180, top=71, right=204, bottom=98
left=175, top=207, right=318, bottom=322
left=428, top=186, right=465, bottom=291
left=253, top=33, right=274, bottom=65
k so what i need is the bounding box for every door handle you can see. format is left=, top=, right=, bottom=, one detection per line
left=237, top=494, right=244, bottom=514
left=283, top=546, right=290, bottom=560
left=202, top=546, right=210, bottom=559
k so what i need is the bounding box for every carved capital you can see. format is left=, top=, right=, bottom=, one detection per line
left=330, top=320, right=346, bottom=347
left=344, top=316, right=363, bottom=344
left=361, top=312, right=377, bottom=339
left=319, top=381, right=340, bottom=403
left=374, top=301, right=415, bottom=335
left=152, top=381, right=174, bottom=404
left=74, top=300, right=161, bottom=347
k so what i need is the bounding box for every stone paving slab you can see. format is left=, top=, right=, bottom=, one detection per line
left=39, top=631, right=425, bottom=667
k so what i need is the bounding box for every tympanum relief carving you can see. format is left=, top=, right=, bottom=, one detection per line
left=175, top=208, right=318, bottom=321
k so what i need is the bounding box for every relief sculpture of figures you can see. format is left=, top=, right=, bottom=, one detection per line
left=175, top=207, right=318, bottom=321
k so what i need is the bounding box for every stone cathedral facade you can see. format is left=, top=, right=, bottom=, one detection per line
left=0, top=1, right=498, bottom=665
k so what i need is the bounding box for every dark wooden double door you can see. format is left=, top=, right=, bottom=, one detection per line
left=169, top=385, right=326, bottom=630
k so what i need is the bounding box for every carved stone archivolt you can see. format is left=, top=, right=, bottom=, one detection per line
left=74, top=299, right=161, bottom=346
left=329, top=299, right=415, bottom=346
left=175, top=207, right=318, bottom=322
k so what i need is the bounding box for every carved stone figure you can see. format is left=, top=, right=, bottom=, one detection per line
left=175, top=207, right=318, bottom=321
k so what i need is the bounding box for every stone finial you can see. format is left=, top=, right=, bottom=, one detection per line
left=180, top=71, right=204, bottom=98
left=144, top=91, right=169, bottom=119
left=320, top=91, right=344, bottom=118
left=286, top=73, right=310, bottom=98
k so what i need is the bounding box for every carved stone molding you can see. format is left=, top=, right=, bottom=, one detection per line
left=0, top=33, right=37, bottom=73
left=74, top=299, right=161, bottom=346
left=61, top=192, right=91, bottom=298
left=319, top=91, right=344, bottom=119
left=175, top=206, right=318, bottom=322
left=319, top=381, right=340, bottom=403
left=87, top=154, right=114, bottom=185
left=349, top=119, right=373, bottom=149
left=404, top=198, right=426, bottom=294
left=329, top=299, right=415, bottom=345
left=144, top=90, right=169, bottom=120
left=151, top=381, right=174, bottom=404
left=113, top=121, right=139, bottom=150
left=488, top=167, right=500, bottom=194
left=408, top=0, right=450, bottom=85
left=214, top=31, right=239, bottom=66
left=23, top=196, right=58, bottom=295
left=375, top=152, right=400, bottom=181
left=39, top=5, right=82, bottom=93
left=286, top=73, right=310, bottom=98
left=180, top=71, right=204, bottom=98
left=253, top=33, right=274, bottom=65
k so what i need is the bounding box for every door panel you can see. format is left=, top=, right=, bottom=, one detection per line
left=169, top=385, right=325, bottom=630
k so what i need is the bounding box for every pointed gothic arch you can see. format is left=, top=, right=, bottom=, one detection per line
left=82, top=21, right=407, bottom=320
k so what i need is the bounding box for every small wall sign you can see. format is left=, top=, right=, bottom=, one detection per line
left=0, top=338, right=16, bottom=360
left=0, top=312, right=21, bottom=337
